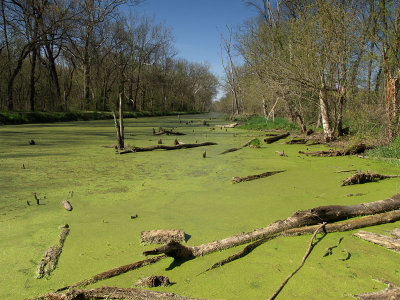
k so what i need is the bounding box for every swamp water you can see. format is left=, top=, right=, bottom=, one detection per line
left=0, top=113, right=399, bottom=299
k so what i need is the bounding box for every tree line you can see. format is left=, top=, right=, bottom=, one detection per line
left=216, top=0, right=400, bottom=142
left=0, top=0, right=218, bottom=113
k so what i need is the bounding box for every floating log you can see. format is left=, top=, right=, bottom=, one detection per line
left=141, top=230, right=186, bottom=244
left=215, top=123, right=239, bottom=128
left=232, top=170, right=285, bottom=183
left=153, top=127, right=185, bottom=136
left=286, top=138, right=307, bottom=144
left=264, top=132, right=290, bottom=144
left=56, top=256, right=167, bottom=292
left=341, top=171, right=400, bottom=186
left=135, top=276, right=171, bottom=287
left=119, top=142, right=217, bottom=154
left=354, top=230, right=400, bottom=252
left=143, top=194, right=400, bottom=260
left=299, top=143, right=368, bottom=157
left=355, top=281, right=400, bottom=300
left=221, top=138, right=257, bottom=155
left=40, top=287, right=198, bottom=300
left=36, top=228, right=70, bottom=279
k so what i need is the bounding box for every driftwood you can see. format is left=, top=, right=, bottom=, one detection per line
left=141, top=230, right=186, bottom=244
left=36, top=228, right=70, bottom=278
left=268, top=222, right=327, bottom=300
left=203, top=210, right=400, bottom=273
left=221, top=138, right=258, bottom=154
left=153, top=127, right=185, bottom=136
left=275, top=150, right=287, bottom=157
left=56, top=256, right=167, bottom=292
left=264, top=132, right=290, bottom=144
left=40, top=287, right=198, bottom=300
left=390, top=228, right=400, bottom=238
left=119, top=142, right=217, bottom=154
left=285, top=138, right=307, bottom=144
left=341, top=171, right=399, bottom=186
left=354, top=230, right=400, bottom=252
left=299, top=143, right=368, bottom=157
left=143, top=194, right=400, bottom=260
left=232, top=170, right=285, bottom=183
left=135, top=276, right=171, bottom=287
left=215, top=123, right=239, bottom=128
left=355, top=281, right=400, bottom=299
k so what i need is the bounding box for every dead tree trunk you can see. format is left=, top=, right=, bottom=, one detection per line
left=113, top=93, right=124, bottom=150
left=120, top=142, right=217, bottom=154
left=143, top=194, right=400, bottom=259
left=264, top=132, right=290, bottom=144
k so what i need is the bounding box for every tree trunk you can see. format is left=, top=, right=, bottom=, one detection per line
left=29, top=46, right=38, bottom=112
left=262, top=96, right=268, bottom=122
left=319, top=77, right=333, bottom=142
left=144, top=194, right=400, bottom=259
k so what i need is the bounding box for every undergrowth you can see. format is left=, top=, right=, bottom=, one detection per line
left=238, top=116, right=299, bottom=131
left=0, top=111, right=198, bottom=125
left=367, top=135, right=400, bottom=164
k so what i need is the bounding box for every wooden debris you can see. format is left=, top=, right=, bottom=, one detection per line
left=153, top=127, right=185, bottom=136
left=286, top=138, right=307, bottom=144
left=61, top=200, right=72, bottom=211
left=202, top=151, right=206, bottom=158
left=232, top=170, right=285, bottom=183
left=135, top=275, right=171, bottom=287
left=36, top=227, right=70, bottom=279
left=39, top=286, right=198, bottom=300
left=130, top=214, right=138, bottom=219
left=268, top=223, right=327, bottom=300
left=119, top=142, right=217, bottom=154
left=341, top=171, right=399, bottom=186
left=143, top=194, right=400, bottom=260
left=141, top=230, right=186, bottom=244
left=34, top=192, right=40, bottom=205
left=338, top=249, right=351, bottom=261
left=158, top=139, right=162, bottom=144
left=221, top=138, right=258, bottom=154
left=354, top=230, right=400, bottom=252
left=215, top=123, right=239, bottom=128
left=203, top=210, right=400, bottom=273
left=264, top=132, right=290, bottom=144
left=323, top=237, right=343, bottom=257
left=29, top=139, right=36, bottom=145
left=275, top=150, right=287, bottom=157
left=56, top=256, right=167, bottom=292
left=299, top=143, right=368, bottom=157
left=347, top=193, right=365, bottom=197
left=355, top=281, right=400, bottom=299
left=390, top=228, right=400, bottom=238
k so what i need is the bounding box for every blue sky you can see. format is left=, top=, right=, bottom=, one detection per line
left=131, top=0, right=258, bottom=98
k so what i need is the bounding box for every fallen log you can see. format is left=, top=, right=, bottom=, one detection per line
left=285, top=138, right=307, bottom=144
left=299, top=143, right=368, bottom=157
left=354, top=230, right=400, bottom=253
left=221, top=138, right=258, bottom=154
left=143, top=194, right=400, bottom=259
left=39, top=287, right=198, bottom=300
left=341, top=171, right=400, bottom=186
left=264, top=132, right=290, bottom=144
left=215, top=123, right=239, bottom=128
left=119, top=142, right=217, bottom=154
left=232, top=170, right=285, bottom=183
left=355, top=281, right=400, bottom=299
left=153, top=127, right=186, bottom=136
left=56, top=255, right=167, bottom=292
left=141, top=230, right=186, bottom=244
left=275, top=151, right=287, bottom=157
left=203, top=210, right=400, bottom=273
left=36, top=228, right=70, bottom=279
left=390, top=228, right=400, bottom=238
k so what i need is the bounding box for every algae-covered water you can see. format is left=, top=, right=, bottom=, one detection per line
left=0, top=113, right=399, bottom=299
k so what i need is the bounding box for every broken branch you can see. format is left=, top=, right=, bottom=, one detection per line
left=264, top=132, right=290, bottom=144
left=354, top=230, right=400, bottom=253
left=232, top=170, right=285, bottom=183
left=341, top=171, right=400, bottom=186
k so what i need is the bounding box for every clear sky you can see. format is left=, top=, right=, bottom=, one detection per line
left=130, top=0, right=258, bottom=99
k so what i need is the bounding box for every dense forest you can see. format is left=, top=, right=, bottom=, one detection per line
left=215, top=0, right=400, bottom=143
left=0, top=0, right=218, bottom=113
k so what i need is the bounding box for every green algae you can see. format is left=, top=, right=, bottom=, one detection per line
left=0, top=114, right=399, bottom=299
